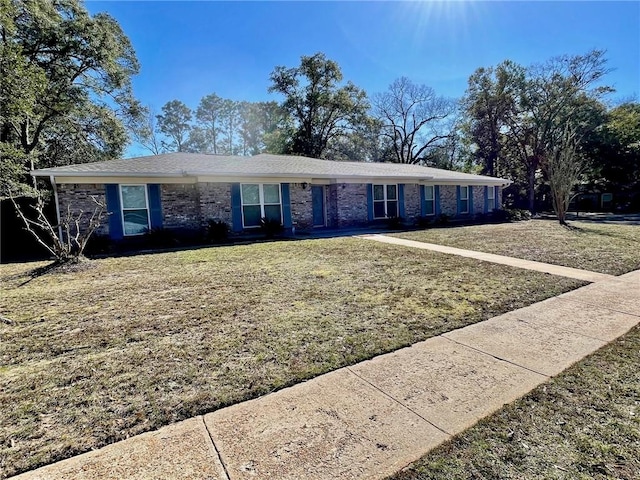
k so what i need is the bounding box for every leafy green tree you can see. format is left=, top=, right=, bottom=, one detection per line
left=462, top=63, right=517, bottom=177
left=506, top=50, right=610, bottom=212
left=583, top=102, right=640, bottom=207
left=269, top=52, right=368, bottom=158
left=1, top=0, right=141, bottom=196
left=195, top=93, right=224, bottom=154
left=218, top=99, right=239, bottom=154
left=156, top=100, right=192, bottom=152
left=373, top=77, right=457, bottom=164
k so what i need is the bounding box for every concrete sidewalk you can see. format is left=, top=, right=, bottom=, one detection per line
left=12, top=272, right=639, bottom=480
left=358, top=234, right=614, bottom=283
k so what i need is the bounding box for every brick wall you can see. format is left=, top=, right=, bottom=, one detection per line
left=56, top=184, right=109, bottom=236
left=439, top=185, right=457, bottom=216
left=336, top=183, right=369, bottom=227
left=198, top=183, right=232, bottom=227
left=289, top=183, right=313, bottom=229
left=473, top=186, right=485, bottom=214
left=403, top=183, right=421, bottom=219
left=161, top=184, right=201, bottom=230
left=327, top=184, right=339, bottom=228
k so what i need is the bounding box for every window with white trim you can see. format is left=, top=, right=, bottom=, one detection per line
left=241, top=183, right=282, bottom=227
left=120, top=185, right=150, bottom=235
left=373, top=184, right=398, bottom=218
left=424, top=185, right=435, bottom=216
left=459, top=186, right=469, bottom=214
left=487, top=186, right=495, bottom=211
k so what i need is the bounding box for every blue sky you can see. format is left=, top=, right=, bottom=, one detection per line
left=88, top=1, right=639, bottom=111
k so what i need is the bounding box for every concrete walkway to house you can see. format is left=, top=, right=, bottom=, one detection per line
left=359, top=234, right=614, bottom=283
left=12, top=270, right=639, bottom=480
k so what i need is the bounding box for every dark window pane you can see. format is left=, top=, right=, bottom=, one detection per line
left=387, top=200, right=398, bottom=216
left=374, top=201, right=386, bottom=218
left=386, top=184, right=397, bottom=200
left=123, top=209, right=148, bottom=235
left=425, top=200, right=434, bottom=215
left=373, top=184, right=384, bottom=201
left=460, top=199, right=469, bottom=213
left=263, top=205, right=282, bottom=224
left=243, top=205, right=261, bottom=227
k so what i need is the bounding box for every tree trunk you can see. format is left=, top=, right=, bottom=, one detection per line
left=528, top=166, right=536, bottom=213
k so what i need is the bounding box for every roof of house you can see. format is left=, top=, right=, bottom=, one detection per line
left=31, top=152, right=510, bottom=185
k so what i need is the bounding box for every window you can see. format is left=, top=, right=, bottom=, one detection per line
left=373, top=184, right=398, bottom=218
left=459, top=186, right=469, bottom=214
left=424, top=185, right=435, bottom=216
left=487, top=186, right=495, bottom=211
left=241, top=183, right=282, bottom=227
left=120, top=185, right=149, bottom=235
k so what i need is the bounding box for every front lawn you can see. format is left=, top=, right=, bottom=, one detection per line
left=390, top=325, right=640, bottom=480
left=393, top=220, right=640, bottom=275
left=0, top=238, right=582, bottom=477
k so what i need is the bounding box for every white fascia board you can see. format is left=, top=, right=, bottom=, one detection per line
left=52, top=175, right=198, bottom=184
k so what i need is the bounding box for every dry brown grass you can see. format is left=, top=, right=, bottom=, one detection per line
left=0, top=237, right=582, bottom=477
left=394, top=220, right=640, bottom=275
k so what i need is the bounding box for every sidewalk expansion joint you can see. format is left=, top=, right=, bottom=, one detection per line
left=201, top=416, right=231, bottom=480
left=439, top=335, right=551, bottom=379
left=345, top=366, right=452, bottom=437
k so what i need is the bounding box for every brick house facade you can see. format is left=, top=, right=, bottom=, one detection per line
left=36, top=153, right=509, bottom=241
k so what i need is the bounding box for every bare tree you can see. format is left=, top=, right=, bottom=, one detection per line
left=546, top=124, right=581, bottom=224
left=10, top=188, right=107, bottom=263
left=373, top=77, right=457, bottom=164
left=128, top=105, right=164, bottom=155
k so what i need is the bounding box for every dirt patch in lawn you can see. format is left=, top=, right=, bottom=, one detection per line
left=390, top=325, right=640, bottom=480
left=393, top=220, right=640, bottom=275
left=0, top=237, right=583, bottom=477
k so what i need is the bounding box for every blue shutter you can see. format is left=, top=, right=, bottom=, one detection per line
left=469, top=186, right=474, bottom=214
left=419, top=185, right=426, bottom=216
left=281, top=183, right=292, bottom=229
left=484, top=186, right=489, bottom=213
left=398, top=184, right=405, bottom=218
left=231, top=183, right=243, bottom=232
left=366, top=184, right=374, bottom=221
left=105, top=184, right=123, bottom=240
left=495, top=186, right=500, bottom=209
left=456, top=185, right=461, bottom=215
left=147, top=184, right=163, bottom=229
left=435, top=185, right=441, bottom=215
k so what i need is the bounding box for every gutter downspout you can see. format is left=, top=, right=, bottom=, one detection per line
left=50, top=175, right=63, bottom=241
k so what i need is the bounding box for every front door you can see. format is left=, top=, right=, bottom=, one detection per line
left=312, top=186, right=325, bottom=227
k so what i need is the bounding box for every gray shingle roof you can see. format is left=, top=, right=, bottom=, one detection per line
left=32, top=153, right=509, bottom=185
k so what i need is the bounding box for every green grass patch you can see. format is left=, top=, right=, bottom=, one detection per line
left=389, top=325, right=640, bottom=480
left=0, top=237, right=582, bottom=477
left=393, top=220, right=640, bottom=275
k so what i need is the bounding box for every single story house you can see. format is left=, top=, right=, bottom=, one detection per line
left=31, top=153, right=511, bottom=240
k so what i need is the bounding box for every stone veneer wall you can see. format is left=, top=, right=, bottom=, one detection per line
left=439, top=185, right=458, bottom=216
left=56, top=184, right=109, bottom=236
left=160, top=184, right=201, bottom=230
left=403, top=184, right=421, bottom=219
left=289, top=183, right=314, bottom=229
left=336, top=183, right=368, bottom=227
left=197, top=183, right=232, bottom=227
